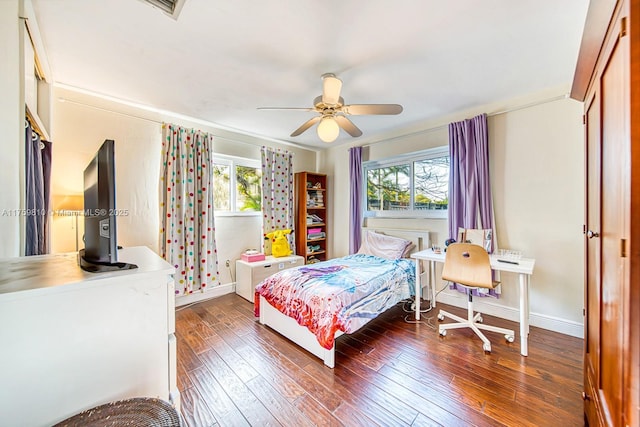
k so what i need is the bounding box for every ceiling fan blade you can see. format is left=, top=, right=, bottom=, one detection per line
left=257, top=107, right=315, bottom=111
left=342, top=104, right=403, bottom=115
left=322, top=74, right=342, bottom=105
left=290, top=116, right=321, bottom=137
left=335, top=115, right=363, bottom=137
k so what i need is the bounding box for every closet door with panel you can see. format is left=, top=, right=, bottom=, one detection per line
left=574, top=0, right=639, bottom=425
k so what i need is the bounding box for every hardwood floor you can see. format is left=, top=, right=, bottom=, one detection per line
left=176, top=293, right=583, bottom=427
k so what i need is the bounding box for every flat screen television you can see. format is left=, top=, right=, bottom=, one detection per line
left=79, top=139, right=136, bottom=272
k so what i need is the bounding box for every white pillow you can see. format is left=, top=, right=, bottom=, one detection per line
left=357, top=230, right=412, bottom=260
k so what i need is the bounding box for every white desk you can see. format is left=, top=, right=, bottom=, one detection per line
left=411, top=249, right=536, bottom=356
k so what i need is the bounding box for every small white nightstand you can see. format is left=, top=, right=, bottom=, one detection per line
left=235, top=255, right=304, bottom=302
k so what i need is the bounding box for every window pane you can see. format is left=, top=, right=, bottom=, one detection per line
left=414, top=156, right=449, bottom=210
left=235, top=165, right=262, bottom=212
left=366, top=165, right=410, bottom=211
left=213, top=164, right=230, bottom=211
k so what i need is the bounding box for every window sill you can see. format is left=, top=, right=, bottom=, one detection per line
left=214, top=211, right=261, bottom=218
left=364, top=210, right=448, bottom=220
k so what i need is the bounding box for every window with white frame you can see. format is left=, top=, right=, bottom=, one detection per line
left=364, top=146, right=449, bottom=218
left=213, top=155, right=262, bottom=214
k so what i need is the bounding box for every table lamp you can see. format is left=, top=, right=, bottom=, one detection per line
left=55, top=195, right=84, bottom=252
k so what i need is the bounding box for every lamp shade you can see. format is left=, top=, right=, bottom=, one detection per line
left=317, top=116, right=340, bottom=143
left=54, top=195, right=84, bottom=215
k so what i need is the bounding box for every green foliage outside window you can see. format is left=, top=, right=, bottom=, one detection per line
left=236, top=166, right=261, bottom=211
left=213, top=158, right=261, bottom=213
left=365, top=152, right=449, bottom=214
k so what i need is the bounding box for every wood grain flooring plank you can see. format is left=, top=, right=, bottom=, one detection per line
left=241, top=337, right=344, bottom=412
left=332, top=401, right=387, bottom=427
left=235, top=345, right=307, bottom=402
left=388, top=357, right=517, bottom=403
left=177, top=359, right=193, bottom=392
left=176, top=332, right=203, bottom=372
left=378, top=362, right=502, bottom=424
left=303, top=361, right=414, bottom=427
left=332, top=357, right=479, bottom=427
left=182, top=327, right=211, bottom=355
left=410, top=412, right=444, bottom=427
left=197, top=325, right=260, bottom=383
left=246, top=375, right=315, bottom=427
left=199, top=349, right=281, bottom=426
left=395, top=344, right=578, bottom=410
left=496, top=357, right=583, bottom=395
left=189, top=366, right=250, bottom=427
left=180, top=386, right=219, bottom=427
left=292, top=394, right=343, bottom=427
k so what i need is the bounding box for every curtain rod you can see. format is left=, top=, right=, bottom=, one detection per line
left=356, top=93, right=570, bottom=149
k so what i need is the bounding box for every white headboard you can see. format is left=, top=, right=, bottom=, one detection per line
left=361, top=227, right=430, bottom=255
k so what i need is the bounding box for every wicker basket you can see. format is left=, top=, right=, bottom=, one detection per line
left=54, top=397, right=182, bottom=427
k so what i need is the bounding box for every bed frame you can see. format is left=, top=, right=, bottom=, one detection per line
left=258, top=227, right=429, bottom=368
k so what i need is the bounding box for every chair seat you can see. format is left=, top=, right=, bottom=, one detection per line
left=438, top=243, right=514, bottom=352
left=54, top=397, right=181, bottom=427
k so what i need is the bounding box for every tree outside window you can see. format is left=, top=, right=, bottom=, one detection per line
left=235, top=165, right=261, bottom=211
left=364, top=146, right=449, bottom=218
left=213, top=164, right=230, bottom=211
left=213, top=156, right=261, bottom=214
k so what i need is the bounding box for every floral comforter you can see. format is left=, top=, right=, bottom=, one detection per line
left=254, top=254, right=415, bottom=350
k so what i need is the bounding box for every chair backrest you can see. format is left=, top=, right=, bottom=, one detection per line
left=457, top=227, right=492, bottom=252
left=442, top=243, right=494, bottom=289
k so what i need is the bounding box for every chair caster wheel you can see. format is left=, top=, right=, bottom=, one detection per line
left=483, top=343, right=491, bottom=353
left=439, top=329, right=447, bottom=337
left=475, top=315, right=484, bottom=323
left=505, top=335, right=515, bottom=343
left=437, top=313, right=445, bottom=321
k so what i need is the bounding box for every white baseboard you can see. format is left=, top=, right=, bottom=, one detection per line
left=175, top=282, right=235, bottom=307
left=435, top=292, right=584, bottom=339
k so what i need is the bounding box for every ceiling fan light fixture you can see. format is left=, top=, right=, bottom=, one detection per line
left=317, top=116, right=340, bottom=143
left=321, top=73, right=342, bottom=105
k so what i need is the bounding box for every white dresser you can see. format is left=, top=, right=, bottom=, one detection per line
left=0, top=246, right=178, bottom=427
left=236, top=255, right=304, bottom=302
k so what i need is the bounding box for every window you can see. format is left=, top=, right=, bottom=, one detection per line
left=213, top=155, right=261, bottom=214
left=364, top=146, right=449, bottom=218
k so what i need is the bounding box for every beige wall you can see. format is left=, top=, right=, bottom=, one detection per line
left=49, top=86, right=317, bottom=287
left=0, top=1, right=24, bottom=258
left=321, top=93, right=585, bottom=336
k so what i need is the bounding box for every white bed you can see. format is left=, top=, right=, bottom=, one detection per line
left=258, top=227, right=429, bottom=368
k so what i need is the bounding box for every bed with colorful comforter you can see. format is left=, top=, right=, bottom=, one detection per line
left=254, top=254, right=415, bottom=353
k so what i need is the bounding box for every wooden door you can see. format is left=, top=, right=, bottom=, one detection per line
left=584, top=89, right=602, bottom=425
left=600, top=19, right=629, bottom=426
left=584, top=10, right=630, bottom=426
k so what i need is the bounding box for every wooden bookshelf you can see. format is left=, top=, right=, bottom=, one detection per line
left=295, top=172, right=328, bottom=264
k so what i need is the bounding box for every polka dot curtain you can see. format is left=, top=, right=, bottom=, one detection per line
left=160, top=124, right=220, bottom=296
left=260, top=146, right=295, bottom=255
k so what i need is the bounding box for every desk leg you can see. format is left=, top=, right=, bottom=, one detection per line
left=519, top=273, right=530, bottom=356
left=430, top=260, right=436, bottom=308
left=415, top=259, right=421, bottom=320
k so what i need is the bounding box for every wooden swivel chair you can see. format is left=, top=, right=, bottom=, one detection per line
left=437, top=243, right=515, bottom=352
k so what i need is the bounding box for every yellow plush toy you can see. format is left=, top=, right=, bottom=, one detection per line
left=265, top=229, right=293, bottom=257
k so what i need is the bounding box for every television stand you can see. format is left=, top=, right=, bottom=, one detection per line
left=79, top=249, right=138, bottom=273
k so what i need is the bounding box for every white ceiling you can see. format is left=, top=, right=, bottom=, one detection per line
left=31, top=0, right=589, bottom=150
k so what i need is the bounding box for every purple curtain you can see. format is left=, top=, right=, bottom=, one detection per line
left=25, top=122, right=52, bottom=255
left=448, top=113, right=495, bottom=251
left=448, top=114, right=497, bottom=296
left=348, top=146, right=363, bottom=254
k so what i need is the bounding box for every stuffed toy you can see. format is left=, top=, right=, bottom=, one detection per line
left=265, top=229, right=293, bottom=257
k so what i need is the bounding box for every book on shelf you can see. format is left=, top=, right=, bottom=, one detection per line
left=306, top=214, right=324, bottom=224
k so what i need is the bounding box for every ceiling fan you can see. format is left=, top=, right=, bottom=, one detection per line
left=258, top=73, right=403, bottom=143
